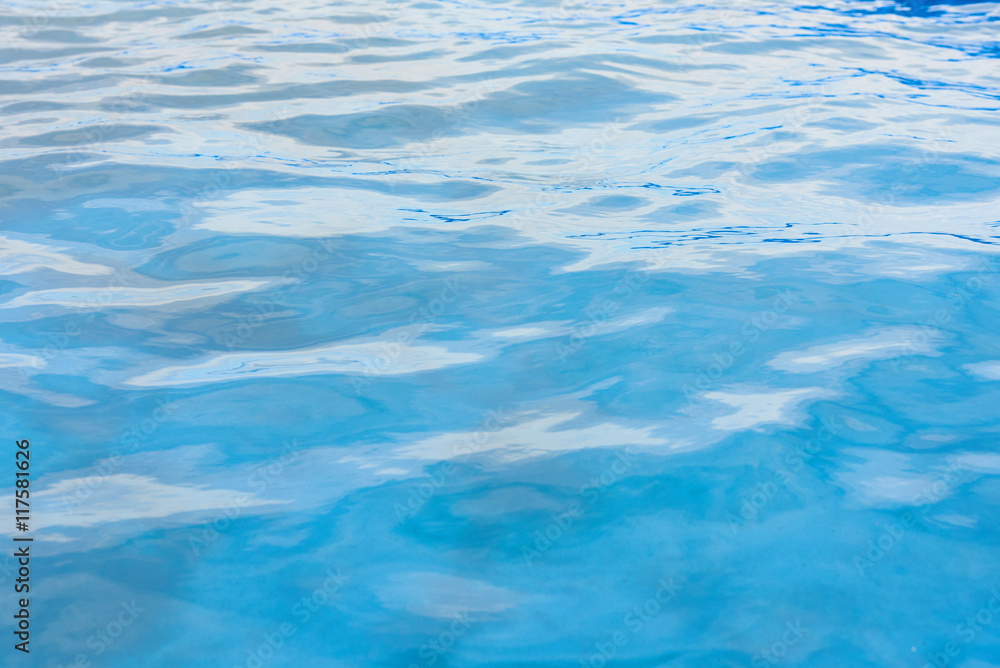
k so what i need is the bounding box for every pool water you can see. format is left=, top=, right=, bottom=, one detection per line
left=2, top=0, right=1000, bottom=666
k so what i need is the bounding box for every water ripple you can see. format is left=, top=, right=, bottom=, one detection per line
left=3, top=0, right=1000, bottom=666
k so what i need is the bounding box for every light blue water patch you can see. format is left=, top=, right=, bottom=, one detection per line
left=1, top=0, right=999, bottom=667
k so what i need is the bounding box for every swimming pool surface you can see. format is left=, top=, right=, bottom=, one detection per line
left=2, top=0, right=1000, bottom=666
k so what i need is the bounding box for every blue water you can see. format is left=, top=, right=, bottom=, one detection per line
left=2, top=0, right=1000, bottom=666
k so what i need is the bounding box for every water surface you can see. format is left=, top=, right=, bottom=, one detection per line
left=2, top=0, right=1000, bottom=666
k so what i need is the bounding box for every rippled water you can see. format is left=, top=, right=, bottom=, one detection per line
left=3, top=0, right=1000, bottom=666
